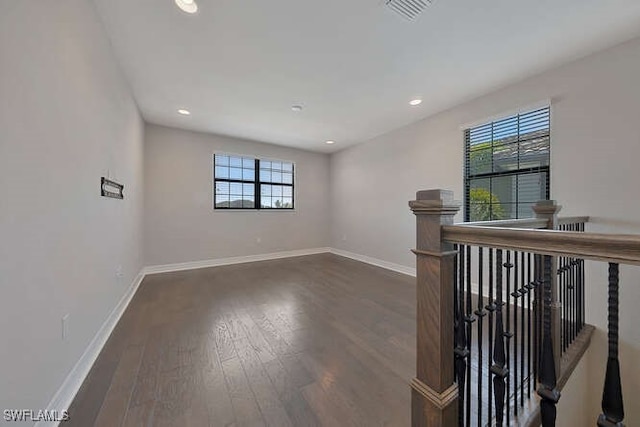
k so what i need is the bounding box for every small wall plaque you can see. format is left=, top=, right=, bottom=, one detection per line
left=101, top=177, right=124, bottom=199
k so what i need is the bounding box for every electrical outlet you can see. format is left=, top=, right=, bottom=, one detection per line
left=62, top=314, right=70, bottom=341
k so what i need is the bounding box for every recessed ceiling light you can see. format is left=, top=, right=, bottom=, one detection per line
left=175, top=0, right=198, bottom=14
left=409, top=99, right=422, bottom=106
left=177, top=109, right=191, bottom=115
left=291, top=105, right=303, bottom=112
left=325, top=140, right=335, bottom=145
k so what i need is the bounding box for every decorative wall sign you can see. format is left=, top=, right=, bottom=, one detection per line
left=101, top=177, right=124, bottom=199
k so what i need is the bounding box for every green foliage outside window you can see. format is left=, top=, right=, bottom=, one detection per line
left=469, top=188, right=505, bottom=221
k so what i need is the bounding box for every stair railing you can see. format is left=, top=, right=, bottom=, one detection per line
left=409, top=189, right=637, bottom=427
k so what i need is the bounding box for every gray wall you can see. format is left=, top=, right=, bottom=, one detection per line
left=330, top=36, right=640, bottom=425
left=0, top=0, right=144, bottom=412
left=144, top=124, right=330, bottom=266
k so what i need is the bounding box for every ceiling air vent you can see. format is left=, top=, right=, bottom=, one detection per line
left=385, top=0, right=432, bottom=21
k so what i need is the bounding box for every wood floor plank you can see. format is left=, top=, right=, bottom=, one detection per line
left=94, top=344, right=145, bottom=427
left=67, top=254, right=425, bottom=427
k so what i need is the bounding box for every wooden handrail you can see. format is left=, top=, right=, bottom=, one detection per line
left=442, top=225, right=640, bottom=265
left=459, top=218, right=549, bottom=229
left=459, top=216, right=589, bottom=229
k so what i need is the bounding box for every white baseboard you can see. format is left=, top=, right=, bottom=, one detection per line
left=36, top=270, right=145, bottom=427
left=143, top=247, right=332, bottom=275
left=329, top=248, right=416, bottom=277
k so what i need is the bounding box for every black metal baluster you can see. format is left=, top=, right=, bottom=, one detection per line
left=486, top=248, right=495, bottom=423
left=597, top=263, right=625, bottom=427
left=538, top=255, right=560, bottom=426
left=572, top=257, right=577, bottom=344
left=532, top=254, right=541, bottom=401
left=454, top=245, right=468, bottom=427
left=465, top=245, right=475, bottom=426
left=580, top=223, right=586, bottom=331
left=491, top=249, right=507, bottom=427
left=580, top=257, right=585, bottom=330
left=504, top=251, right=513, bottom=426
left=526, top=253, right=533, bottom=399
left=570, top=227, right=575, bottom=344
left=563, top=253, right=568, bottom=352
left=511, top=251, right=521, bottom=416
left=475, top=247, right=487, bottom=426
left=519, top=251, right=526, bottom=407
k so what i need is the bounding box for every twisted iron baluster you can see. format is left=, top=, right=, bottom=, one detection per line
left=465, top=245, right=475, bottom=426
left=491, top=250, right=507, bottom=426
left=486, top=248, right=495, bottom=423
left=454, top=245, right=468, bottom=426
left=475, top=247, right=487, bottom=426
left=537, top=255, right=560, bottom=426
left=597, top=263, right=625, bottom=427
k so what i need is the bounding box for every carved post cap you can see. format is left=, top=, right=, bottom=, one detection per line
left=416, top=189, right=454, bottom=201
left=532, top=199, right=562, bottom=216
left=409, top=189, right=460, bottom=216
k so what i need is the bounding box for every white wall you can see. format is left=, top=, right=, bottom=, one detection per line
left=143, top=124, right=330, bottom=266
left=0, top=0, right=144, bottom=415
left=331, top=36, right=640, bottom=424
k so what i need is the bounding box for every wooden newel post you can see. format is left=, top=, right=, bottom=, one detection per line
left=409, top=189, right=460, bottom=426
left=533, top=200, right=562, bottom=376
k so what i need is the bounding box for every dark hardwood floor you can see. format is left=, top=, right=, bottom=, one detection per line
left=66, top=253, right=417, bottom=426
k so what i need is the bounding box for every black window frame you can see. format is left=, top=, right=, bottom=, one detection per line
left=464, top=106, right=550, bottom=222
left=213, top=154, right=295, bottom=210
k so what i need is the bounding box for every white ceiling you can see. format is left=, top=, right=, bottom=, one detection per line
left=93, top=0, right=640, bottom=153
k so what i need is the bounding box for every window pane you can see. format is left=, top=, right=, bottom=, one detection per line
left=242, top=168, right=254, bottom=180
left=283, top=186, right=292, bottom=198
left=215, top=194, right=229, bottom=208
left=271, top=172, right=282, bottom=183
left=282, top=173, right=293, bottom=184
left=493, top=203, right=514, bottom=220
left=261, top=197, right=272, bottom=208
left=491, top=175, right=515, bottom=206
left=469, top=148, right=492, bottom=175
left=261, top=160, right=272, bottom=170
left=230, top=182, right=242, bottom=194
left=493, top=142, right=518, bottom=172
left=242, top=198, right=254, bottom=208
left=215, top=181, right=229, bottom=194
left=230, top=157, right=242, bottom=167
left=228, top=196, right=246, bottom=208
left=281, top=197, right=293, bottom=208
left=230, top=167, right=242, bottom=179
left=215, top=166, right=229, bottom=179
left=517, top=202, right=536, bottom=218
left=260, top=170, right=271, bottom=182
left=271, top=161, right=282, bottom=171
left=272, top=186, right=282, bottom=197
left=242, top=158, right=254, bottom=168
left=243, top=183, right=254, bottom=196
left=215, top=155, right=229, bottom=166
left=468, top=178, right=493, bottom=221
left=271, top=197, right=282, bottom=208
left=519, top=137, right=550, bottom=169
left=261, top=185, right=271, bottom=197
left=517, top=173, right=547, bottom=202
left=282, top=162, right=293, bottom=172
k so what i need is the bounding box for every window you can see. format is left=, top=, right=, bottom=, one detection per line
left=214, top=154, right=294, bottom=209
left=464, top=107, right=550, bottom=221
